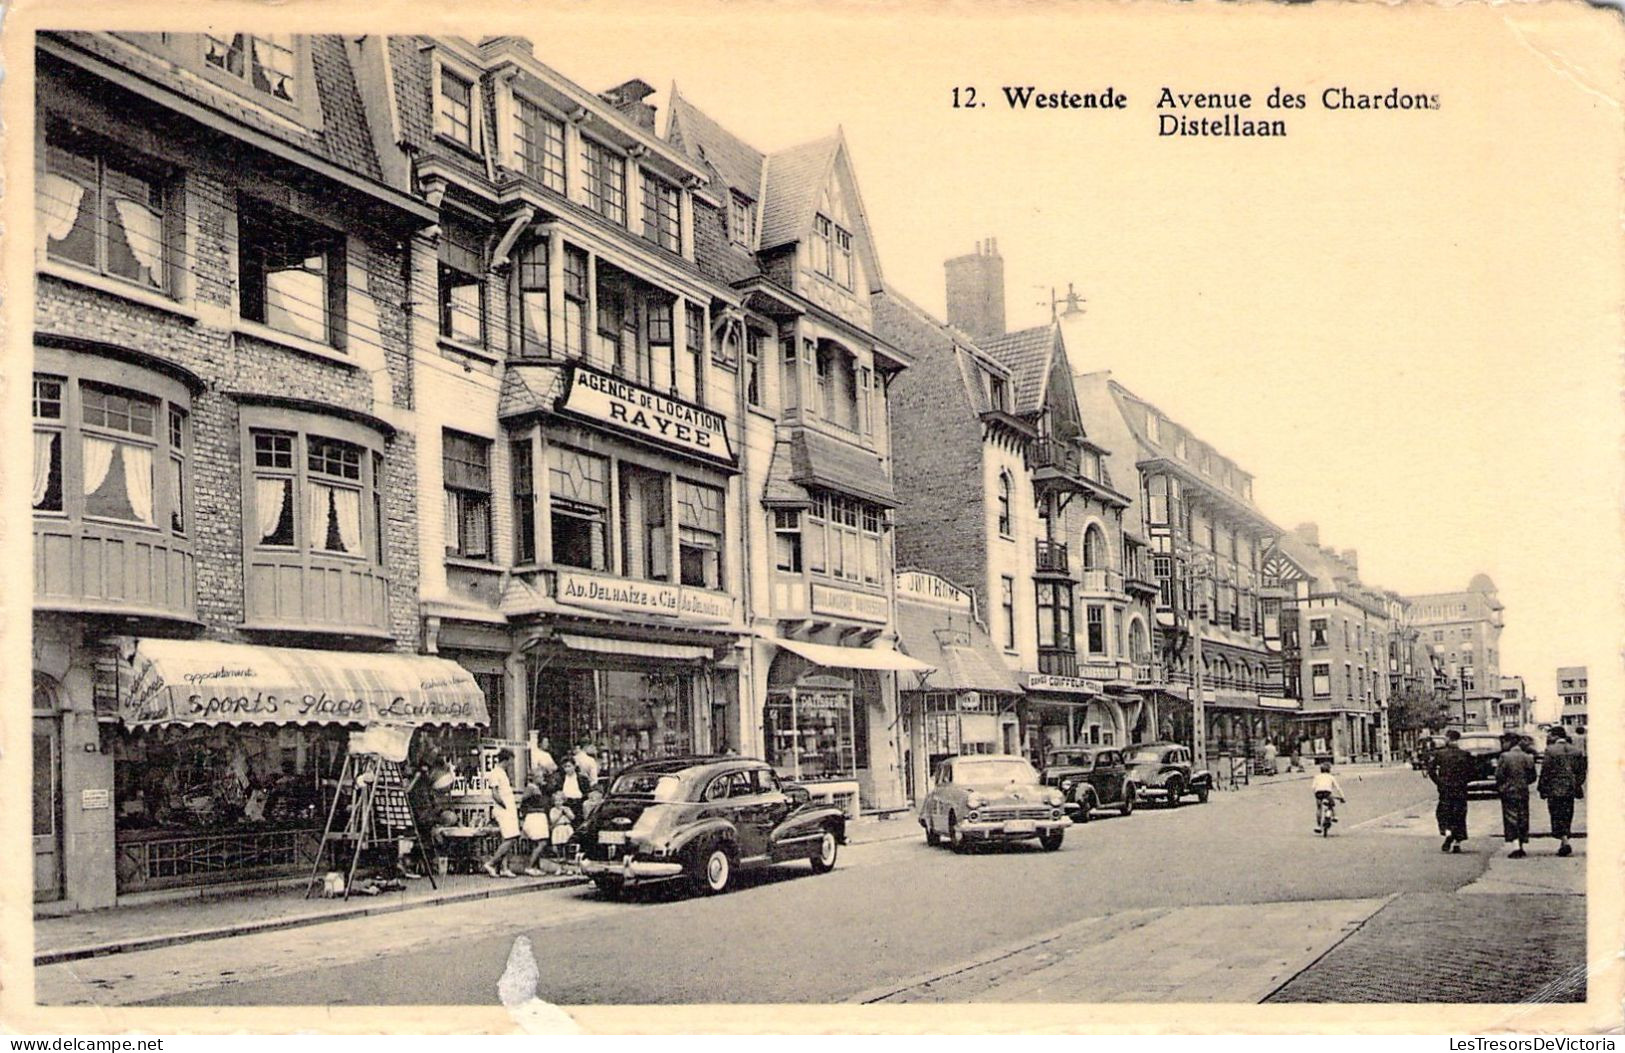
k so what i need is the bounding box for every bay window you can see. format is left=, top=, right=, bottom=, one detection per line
left=252, top=431, right=296, bottom=546
left=773, top=509, right=802, bottom=572
left=804, top=493, right=885, bottom=586
left=512, top=439, right=536, bottom=565
left=247, top=425, right=380, bottom=559
left=582, top=138, right=627, bottom=225
left=515, top=97, right=567, bottom=193
left=1037, top=583, right=1075, bottom=651
left=515, top=240, right=550, bottom=356
left=81, top=383, right=157, bottom=526
left=548, top=446, right=608, bottom=570
left=308, top=436, right=364, bottom=557
left=238, top=199, right=345, bottom=347
left=562, top=247, right=589, bottom=358
left=41, top=127, right=170, bottom=292
left=1085, top=604, right=1105, bottom=654
left=678, top=480, right=725, bottom=589
left=32, top=376, right=65, bottom=514
left=684, top=305, right=707, bottom=405
left=442, top=431, right=492, bottom=560
left=618, top=464, right=669, bottom=582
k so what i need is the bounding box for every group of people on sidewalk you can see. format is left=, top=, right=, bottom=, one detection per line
left=479, top=739, right=605, bottom=878
left=1427, top=726, right=1585, bottom=857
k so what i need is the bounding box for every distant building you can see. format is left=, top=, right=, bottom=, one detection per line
left=1497, top=675, right=1530, bottom=731
left=1405, top=575, right=1505, bottom=729
left=1555, top=665, right=1588, bottom=735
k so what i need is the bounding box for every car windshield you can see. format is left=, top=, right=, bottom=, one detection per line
left=955, top=759, right=1039, bottom=785
left=608, top=772, right=684, bottom=801
left=1128, top=748, right=1169, bottom=765
left=1459, top=737, right=1503, bottom=754
left=1048, top=751, right=1092, bottom=766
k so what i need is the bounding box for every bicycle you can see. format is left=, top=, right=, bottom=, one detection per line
left=1314, top=790, right=1343, bottom=836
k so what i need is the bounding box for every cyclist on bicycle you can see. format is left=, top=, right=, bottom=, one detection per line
left=1311, top=761, right=1347, bottom=833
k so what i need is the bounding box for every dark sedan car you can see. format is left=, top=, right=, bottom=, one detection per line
left=1041, top=747, right=1136, bottom=820
left=574, top=756, right=846, bottom=897
left=1124, top=742, right=1213, bottom=806
left=1456, top=734, right=1507, bottom=797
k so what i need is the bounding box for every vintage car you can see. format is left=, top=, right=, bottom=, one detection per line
left=574, top=756, right=846, bottom=897
left=1123, top=742, right=1213, bottom=806
left=919, top=754, right=1070, bottom=852
left=1040, top=747, right=1136, bottom=820
left=1456, top=734, right=1506, bottom=797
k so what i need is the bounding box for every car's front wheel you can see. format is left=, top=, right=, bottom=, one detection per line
left=924, top=815, right=941, bottom=846
left=948, top=813, right=969, bottom=854
left=691, top=844, right=734, bottom=895
left=1165, top=777, right=1184, bottom=807
left=592, top=876, right=626, bottom=899
left=1039, top=830, right=1064, bottom=852
left=1195, top=785, right=1210, bottom=804
left=1121, top=789, right=1135, bottom=816
left=810, top=828, right=839, bottom=873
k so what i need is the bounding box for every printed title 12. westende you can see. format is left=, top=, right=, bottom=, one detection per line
left=951, top=86, right=1127, bottom=109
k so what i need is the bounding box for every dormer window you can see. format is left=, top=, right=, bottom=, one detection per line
left=205, top=34, right=296, bottom=102
left=1146, top=413, right=1161, bottom=444
left=729, top=193, right=756, bottom=247
left=437, top=69, right=475, bottom=149
left=515, top=97, right=567, bottom=193
left=583, top=138, right=627, bottom=226
left=640, top=172, right=681, bottom=252
left=987, top=373, right=1008, bottom=412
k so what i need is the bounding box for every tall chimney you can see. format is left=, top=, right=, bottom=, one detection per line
left=1294, top=522, right=1319, bottom=547
left=944, top=238, right=1006, bottom=343
left=599, top=78, right=659, bottom=132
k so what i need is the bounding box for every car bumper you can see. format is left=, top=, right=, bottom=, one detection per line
left=960, top=817, right=1071, bottom=840
left=1136, top=786, right=1174, bottom=800
left=579, top=856, right=685, bottom=882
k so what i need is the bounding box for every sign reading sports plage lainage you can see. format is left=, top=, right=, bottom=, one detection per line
left=557, top=364, right=736, bottom=466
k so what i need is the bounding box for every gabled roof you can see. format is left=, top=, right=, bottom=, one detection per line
left=981, top=324, right=1059, bottom=416
left=666, top=87, right=765, bottom=202
left=758, top=135, right=840, bottom=250
left=879, top=288, right=1012, bottom=385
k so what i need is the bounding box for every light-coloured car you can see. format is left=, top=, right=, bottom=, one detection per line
left=918, top=754, right=1070, bottom=852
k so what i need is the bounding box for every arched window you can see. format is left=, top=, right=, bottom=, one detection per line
left=1128, top=618, right=1148, bottom=662
left=1082, top=523, right=1107, bottom=570
left=996, top=472, right=1012, bottom=537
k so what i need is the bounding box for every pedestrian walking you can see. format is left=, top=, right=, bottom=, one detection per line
left=1537, top=726, right=1587, bottom=857
left=1430, top=729, right=1475, bottom=852
left=481, top=748, right=522, bottom=878
left=1289, top=739, right=1305, bottom=773
left=574, top=742, right=601, bottom=789
left=1495, top=732, right=1536, bottom=858
left=1262, top=739, right=1279, bottom=776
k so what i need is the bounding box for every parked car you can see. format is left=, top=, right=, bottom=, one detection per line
left=1456, top=734, right=1506, bottom=797
left=919, top=754, right=1070, bottom=852
left=1124, top=742, right=1212, bottom=806
left=1040, top=747, right=1135, bottom=820
left=574, top=756, right=846, bottom=897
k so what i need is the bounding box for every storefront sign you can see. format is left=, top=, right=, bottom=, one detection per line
left=895, top=571, right=973, bottom=613
left=556, top=570, right=734, bottom=624
left=557, top=364, right=736, bottom=466
left=81, top=788, right=111, bottom=810
left=1078, top=660, right=1130, bottom=681
left=1025, top=673, right=1104, bottom=695
left=1258, top=695, right=1300, bottom=710
left=810, top=583, right=889, bottom=624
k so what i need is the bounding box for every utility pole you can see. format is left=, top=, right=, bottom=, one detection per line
left=1184, top=554, right=1214, bottom=770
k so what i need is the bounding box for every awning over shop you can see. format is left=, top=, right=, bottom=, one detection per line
left=894, top=600, right=1022, bottom=694
left=557, top=633, right=715, bottom=662
left=113, top=638, right=489, bottom=729
left=762, top=633, right=934, bottom=674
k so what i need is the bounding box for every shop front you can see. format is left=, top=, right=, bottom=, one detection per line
left=1020, top=672, right=1122, bottom=769
left=108, top=638, right=488, bottom=895
left=894, top=571, right=1023, bottom=803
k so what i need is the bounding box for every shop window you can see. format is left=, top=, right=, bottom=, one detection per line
left=619, top=464, right=670, bottom=582
left=32, top=375, right=64, bottom=514
left=512, top=438, right=536, bottom=565
left=436, top=68, right=475, bottom=148
left=205, top=34, right=296, bottom=102
left=562, top=247, right=589, bottom=359
left=683, top=305, right=707, bottom=405
left=582, top=138, right=627, bottom=226
left=238, top=199, right=345, bottom=347
left=765, top=686, right=856, bottom=781
left=1001, top=576, right=1016, bottom=650
left=641, top=172, right=681, bottom=253
left=81, top=382, right=157, bottom=526
left=548, top=446, right=608, bottom=570
left=744, top=331, right=764, bottom=408
left=442, top=431, right=492, bottom=561
left=515, top=97, right=566, bottom=193
left=678, top=480, right=724, bottom=590
left=40, top=127, right=170, bottom=292
left=773, top=509, right=802, bottom=572
left=729, top=192, right=756, bottom=247
left=529, top=664, right=696, bottom=769
left=438, top=218, right=487, bottom=348
left=307, top=436, right=364, bottom=556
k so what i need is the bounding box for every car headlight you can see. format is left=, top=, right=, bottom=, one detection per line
left=1060, top=778, right=1077, bottom=792
left=966, top=793, right=985, bottom=810
left=1045, top=789, right=1065, bottom=806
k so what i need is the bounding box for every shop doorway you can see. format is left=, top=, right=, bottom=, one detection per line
left=32, top=678, right=62, bottom=901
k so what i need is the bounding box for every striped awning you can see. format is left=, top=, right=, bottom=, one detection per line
left=113, top=638, right=489, bottom=729
left=557, top=633, right=715, bottom=662
left=763, top=633, right=935, bottom=674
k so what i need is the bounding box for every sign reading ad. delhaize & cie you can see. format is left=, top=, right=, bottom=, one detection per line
left=557, top=364, right=736, bottom=467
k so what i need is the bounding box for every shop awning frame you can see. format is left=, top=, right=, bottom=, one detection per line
left=761, top=633, right=935, bottom=674
left=556, top=633, right=716, bottom=662
left=113, top=637, right=490, bottom=729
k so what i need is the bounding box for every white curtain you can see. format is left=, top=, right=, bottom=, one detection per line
left=82, top=437, right=116, bottom=497
left=123, top=445, right=154, bottom=525
left=111, top=198, right=164, bottom=285
left=308, top=483, right=333, bottom=551
left=32, top=431, right=56, bottom=508
left=332, top=487, right=362, bottom=556
left=255, top=477, right=288, bottom=543
left=38, top=173, right=84, bottom=249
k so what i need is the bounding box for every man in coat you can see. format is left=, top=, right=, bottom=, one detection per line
left=1538, top=726, right=1587, bottom=857
left=1495, top=732, right=1537, bottom=858
left=1429, top=729, right=1476, bottom=853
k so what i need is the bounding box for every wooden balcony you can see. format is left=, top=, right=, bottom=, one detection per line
left=244, top=551, right=392, bottom=636
left=34, top=519, right=196, bottom=622
left=1079, top=567, right=1125, bottom=595
left=1123, top=561, right=1161, bottom=596
left=1037, top=647, right=1078, bottom=677
left=1034, top=539, right=1071, bottom=576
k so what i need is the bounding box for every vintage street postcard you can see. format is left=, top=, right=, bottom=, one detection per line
left=2, top=0, right=1621, bottom=1037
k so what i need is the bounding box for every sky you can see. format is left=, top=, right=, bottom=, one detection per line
left=519, top=4, right=1621, bottom=721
